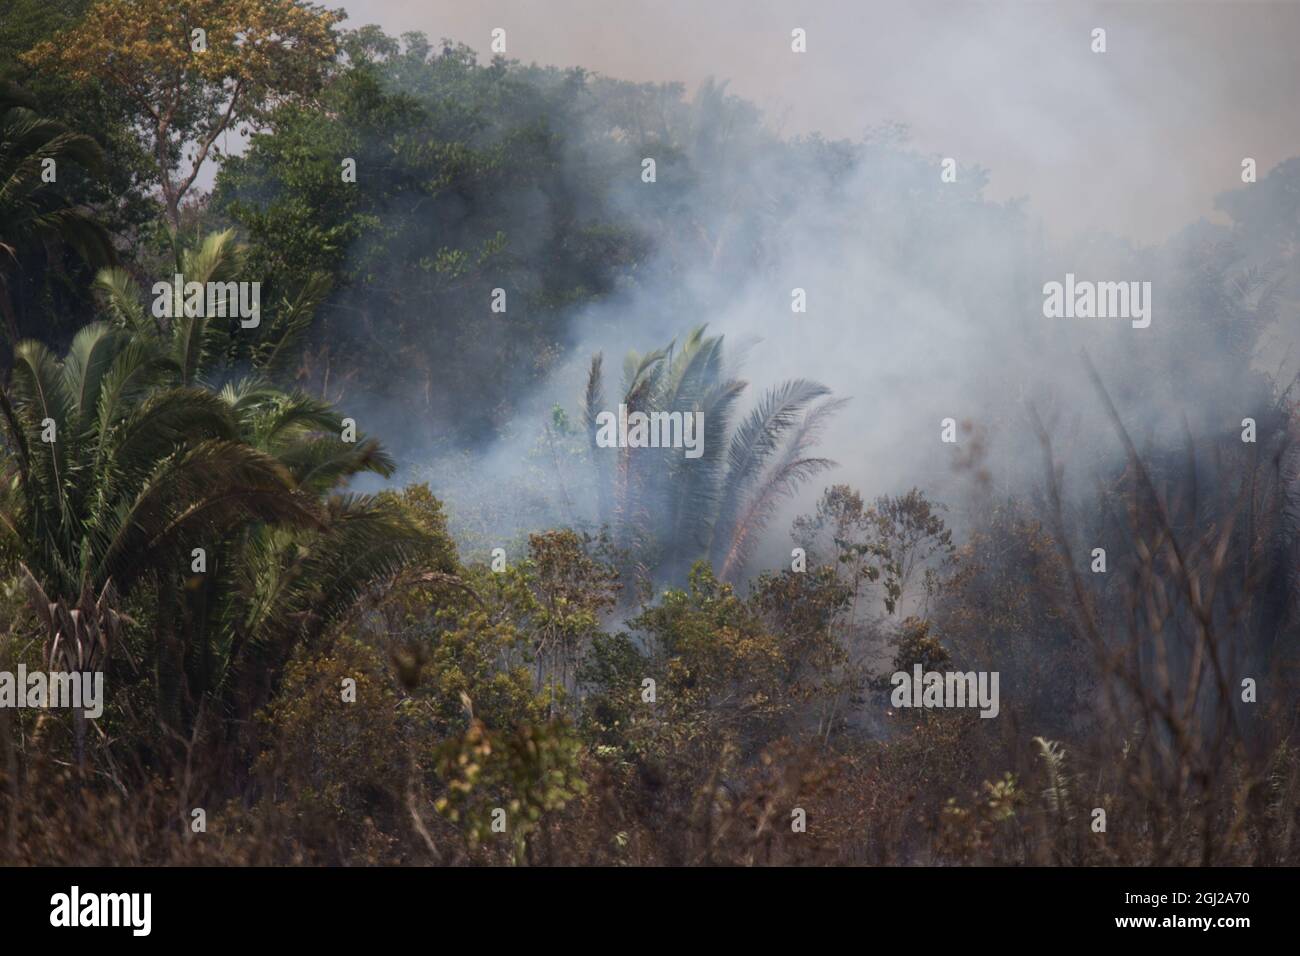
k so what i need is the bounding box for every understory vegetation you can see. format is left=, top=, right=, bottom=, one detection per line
left=0, top=0, right=1296, bottom=865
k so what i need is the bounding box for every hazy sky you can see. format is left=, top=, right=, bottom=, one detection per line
left=338, top=0, right=1300, bottom=243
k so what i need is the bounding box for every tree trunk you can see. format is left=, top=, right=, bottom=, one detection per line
left=72, top=704, right=87, bottom=774
left=0, top=275, right=21, bottom=384
left=155, top=574, right=182, bottom=735
left=1, top=704, right=18, bottom=858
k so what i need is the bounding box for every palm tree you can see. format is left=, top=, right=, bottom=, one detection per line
left=0, top=323, right=316, bottom=763
left=0, top=82, right=114, bottom=353
left=0, top=233, right=438, bottom=760
left=186, top=378, right=433, bottom=729
left=85, top=235, right=428, bottom=730
left=585, top=324, right=845, bottom=584
left=93, top=227, right=330, bottom=383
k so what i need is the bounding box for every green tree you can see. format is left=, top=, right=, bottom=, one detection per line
left=214, top=32, right=650, bottom=443
left=0, top=83, right=114, bottom=353
left=584, top=325, right=845, bottom=584
left=24, top=0, right=342, bottom=232
left=86, top=234, right=426, bottom=731
left=0, top=234, right=436, bottom=759
left=0, top=321, right=313, bottom=761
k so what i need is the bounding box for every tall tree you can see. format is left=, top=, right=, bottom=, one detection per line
left=213, top=32, right=651, bottom=444
left=23, top=0, right=341, bottom=232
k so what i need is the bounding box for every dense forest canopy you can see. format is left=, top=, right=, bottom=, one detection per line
left=0, top=0, right=1296, bottom=866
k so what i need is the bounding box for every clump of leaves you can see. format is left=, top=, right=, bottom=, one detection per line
left=433, top=717, right=588, bottom=863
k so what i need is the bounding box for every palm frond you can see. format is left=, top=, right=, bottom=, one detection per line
left=93, top=439, right=320, bottom=590
left=93, top=267, right=151, bottom=332
left=251, top=271, right=331, bottom=377
left=1034, top=736, right=1074, bottom=819
left=718, top=396, right=847, bottom=580
left=709, top=378, right=832, bottom=569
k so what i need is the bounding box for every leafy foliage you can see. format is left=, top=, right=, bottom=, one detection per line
left=0, top=82, right=114, bottom=357
left=24, top=0, right=342, bottom=230
left=585, top=325, right=843, bottom=584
